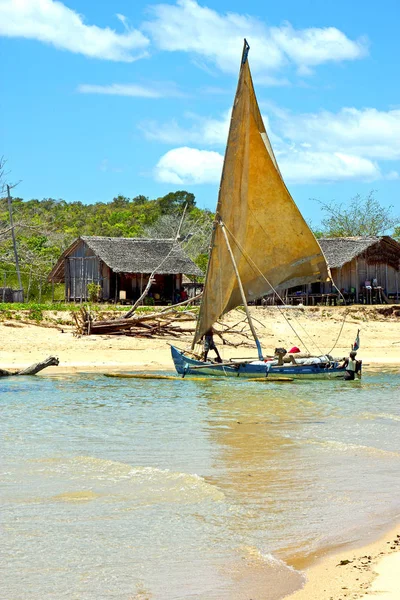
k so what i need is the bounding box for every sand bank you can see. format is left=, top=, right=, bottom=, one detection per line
left=287, top=525, right=400, bottom=600
left=1, top=306, right=400, bottom=373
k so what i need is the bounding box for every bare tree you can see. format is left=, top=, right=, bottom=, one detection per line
left=143, top=211, right=213, bottom=266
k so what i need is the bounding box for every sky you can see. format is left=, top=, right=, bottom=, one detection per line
left=1, top=0, right=400, bottom=225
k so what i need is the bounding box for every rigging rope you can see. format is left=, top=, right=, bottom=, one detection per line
left=221, top=220, right=315, bottom=354
left=325, top=283, right=350, bottom=356
left=225, top=217, right=351, bottom=357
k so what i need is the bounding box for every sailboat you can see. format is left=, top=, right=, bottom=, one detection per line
left=171, top=40, right=351, bottom=380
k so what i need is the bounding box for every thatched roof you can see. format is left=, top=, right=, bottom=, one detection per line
left=49, top=236, right=203, bottom=282
left=319, top=236, right=400, bottom=269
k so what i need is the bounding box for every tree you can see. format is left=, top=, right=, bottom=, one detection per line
left=318, top=191, right=399, bottom=237
left=158, top=190, right=196, bottom=214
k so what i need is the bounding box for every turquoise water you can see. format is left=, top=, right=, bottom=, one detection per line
left=1, top=372, right=400, bottom=599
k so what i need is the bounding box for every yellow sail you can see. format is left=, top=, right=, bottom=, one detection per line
left=194, top=43, right=329, bottom=345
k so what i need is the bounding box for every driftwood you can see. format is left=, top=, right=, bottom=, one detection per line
left=72, top=302, right=255, bottom=349
left=0, top=356, right=60, bottom=377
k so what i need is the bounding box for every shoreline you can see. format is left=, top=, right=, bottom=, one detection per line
left=286, top=521, right=400, bottom=600
left=3, top=361, right=400, bottom=376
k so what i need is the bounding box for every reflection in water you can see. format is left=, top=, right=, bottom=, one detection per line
left=1, top=373, right=400, bottom=599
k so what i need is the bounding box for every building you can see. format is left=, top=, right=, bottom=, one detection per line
left=319, top=236, right=400, bottom=302
left=274, top=236, right=400, bottom=305
left=48, top=236, right=203, bottom=303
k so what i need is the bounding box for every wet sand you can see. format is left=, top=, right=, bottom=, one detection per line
left=287, top=525, right=400, bottom=600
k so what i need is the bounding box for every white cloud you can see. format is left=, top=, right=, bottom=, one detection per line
left=77, top=82, right=184, bottom=98
left=144, top=0, right=367, bottom=78
left=154, top=144, right=380, bottom=185
left=278, top=151, right=381, bottom=184
left=148, top=102, right=400, bottom=184
left=155, top=147, right=223, bottom=184
left=140, top=110, right=231, bottom=145
left=148, top=104, right=400, bottom=184
left=0, top=0, right=149, bottom=61
left=275, top=107, right=400, bottom=160
left=270, top=24, right=368, bottom=72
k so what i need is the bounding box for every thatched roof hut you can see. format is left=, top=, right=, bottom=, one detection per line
left=317, top=236, right=400, bottom=302
left=49, top=236, right=203, bottom=302
left=281, top=236, right=400, bottom=305
left=319, top=236, right=400, bottom=270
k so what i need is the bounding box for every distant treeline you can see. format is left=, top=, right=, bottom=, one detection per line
left=0, top=190, right=213, bottom=300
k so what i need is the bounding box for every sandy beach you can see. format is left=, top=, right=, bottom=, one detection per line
left=287, top=525, right=400, bottom=600
left=1, top=305, right=400, bottom=372
left=1, top=304, right=400, bottom=599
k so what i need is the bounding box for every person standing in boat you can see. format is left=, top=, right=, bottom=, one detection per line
left=340, top=351, right=360, bottom=380
left=202, top=327, right=222, bottom=363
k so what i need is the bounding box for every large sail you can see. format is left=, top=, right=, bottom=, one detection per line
left=193, top=43, right=329, bottom=345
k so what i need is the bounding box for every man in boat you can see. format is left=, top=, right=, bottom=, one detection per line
left=202, top=327, right=222, bottom=363
left=340, top=351, right=361, bottom=380
left=274, top=347, right=297, bottom=366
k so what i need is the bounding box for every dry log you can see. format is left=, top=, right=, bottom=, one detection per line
left=72, top=305, right=255, bottom=349
left=0, top=356, right=60, bottom=377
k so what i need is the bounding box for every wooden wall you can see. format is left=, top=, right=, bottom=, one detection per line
left=64, top=240, right=101, bottom=301
left=330, top=258, right=399, bottom=298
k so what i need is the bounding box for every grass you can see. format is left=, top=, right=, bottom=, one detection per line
left=0, top=301, right=200, bottom=324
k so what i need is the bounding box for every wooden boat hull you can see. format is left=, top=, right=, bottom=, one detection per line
left=171, top=346, right=349, bottom=380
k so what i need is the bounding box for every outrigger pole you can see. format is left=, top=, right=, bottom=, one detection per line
left=219, top=218, right=263, bottom=360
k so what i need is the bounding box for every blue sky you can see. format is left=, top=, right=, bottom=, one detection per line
left=1, top=0, right=399, bottom=225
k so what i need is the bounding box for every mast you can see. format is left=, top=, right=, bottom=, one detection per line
left=219, top=218, right=263, bottom=360
left=192, top=37, right=328, bottom=353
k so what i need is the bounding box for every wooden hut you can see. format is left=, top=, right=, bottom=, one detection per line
left=48, top=236, right=203, bottom=303
left=319, top=236, right=400, bottom=302
left=280, top=236, right=400, bottom=305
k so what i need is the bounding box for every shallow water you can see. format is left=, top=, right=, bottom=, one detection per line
left=1, top=372, right=400, bottom=599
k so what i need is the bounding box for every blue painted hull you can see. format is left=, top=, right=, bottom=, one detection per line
left=170, top=346, right=348, bottom=380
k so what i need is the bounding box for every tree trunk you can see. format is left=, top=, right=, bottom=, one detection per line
left=0, top=356, right=59, bottom=377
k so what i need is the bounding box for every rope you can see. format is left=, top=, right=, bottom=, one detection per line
left=325, top=283, right=351, bottom=356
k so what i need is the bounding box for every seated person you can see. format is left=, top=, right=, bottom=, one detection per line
left=274, top=347, right=297, bottom=365
left=180, top=287, right=189, bottom=302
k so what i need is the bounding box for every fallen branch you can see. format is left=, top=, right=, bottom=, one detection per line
left=0, top=356, right=59, bottom=377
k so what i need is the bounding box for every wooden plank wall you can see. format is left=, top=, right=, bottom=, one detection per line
left=331, top=260, right=399, bottom=294
left=65, top=240, right=101, bottom=301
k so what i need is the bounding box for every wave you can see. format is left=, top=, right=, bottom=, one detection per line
left=302, top=439, right=400, bottom=458
left=360, top=412, right=400, bottom=423
left=30, top=456, right=225, bottom=504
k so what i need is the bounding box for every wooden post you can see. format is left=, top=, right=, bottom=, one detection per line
left=219, top=220, right=263, bottom=359
left=27, top=266, right=33, bottom=302
left=2, top=272, right=6, bottom=303
left=80, top=258, right=84, bottom=304
left=385, top=264, right=388, bottom=295
left=6, top=185, right=23, bottom=297
left=355, top=259, right=359, bottom=303
left=52, top=277, right=55, bottom=303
